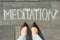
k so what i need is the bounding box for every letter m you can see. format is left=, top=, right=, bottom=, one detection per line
left=3, top=9, right=11, bottom=20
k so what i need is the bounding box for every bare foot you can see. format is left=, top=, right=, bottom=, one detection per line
left=31, top=27, right=38, bottom=34
left=21, top=27, right=27, bottom=35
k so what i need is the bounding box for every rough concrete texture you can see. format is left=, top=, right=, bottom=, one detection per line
left=0, top=0, right=60, bottom=2
left=0, top=2, right=60, bottom=40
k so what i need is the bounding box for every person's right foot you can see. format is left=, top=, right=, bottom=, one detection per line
left=31, top=27, right=38, bottom=34
left=31, top=22, right=38, bottom=34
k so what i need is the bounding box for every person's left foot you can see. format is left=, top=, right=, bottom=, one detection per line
left=21, top=27, right=27, bottom=35
left=21, top=22, right=29, bottom=35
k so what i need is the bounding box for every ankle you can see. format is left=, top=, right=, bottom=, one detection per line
left=31, top=27, right=38, bottom=34
left=21, top=27, right=27, bottom=35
